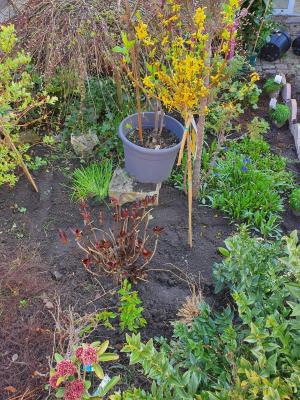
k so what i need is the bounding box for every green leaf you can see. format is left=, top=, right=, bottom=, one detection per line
left=218, top=247, right=230, bottom=257
left=54, top=353, right=64, bottom=362
left=97, top=340, right=109, bottom=356
left=55, top=387, right=65, bottom=398
left=93, top=363, right=104, bottom=379
left=98, top=353, right=119, bottom=362
left=112, top=46, right=126, bottom=54
left=84, top=380, right=91, bottom=390
left=97, top=376, right=121, bottom=397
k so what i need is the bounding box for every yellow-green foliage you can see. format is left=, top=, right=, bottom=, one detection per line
left=0, top=24, right=56, bottom=187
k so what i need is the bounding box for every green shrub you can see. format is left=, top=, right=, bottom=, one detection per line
left=0, top=24, right=56, bottom=188
left=269, top=103, right=291, bottom=125
left=113, top=230, right=300, bottom=400
left=247, top=116, right=269, bottom=140
left=63, top=77, right=133, bottom=159
left=71, top=160, right=112, bottom=201
left=263, top=77, right=283, bottom=94
left=118, top=280, right=147, bottom=333
left=290, top=187, right=300, bottom=212
left=205, top=137, right=294, bottom=237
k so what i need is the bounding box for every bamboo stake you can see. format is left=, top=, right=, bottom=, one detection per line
left=2, top=129, right=38, bottom=192
left=177, top=116, right=192, bottom=166
left=187, top=128, right=193, bottom=248
left=124, top=0, right=143, bottom=143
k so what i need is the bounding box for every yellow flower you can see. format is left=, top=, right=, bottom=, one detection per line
left=250, top=71, right=260, bottom=83
left=163, top=15, right=179, bottom=26
left=162, top=36, right=169, bottom=46
left=135, top=22, right=148, bottom=41
left=172, top=4, right=181, bottom=12
left=194, top=7, right=206, bottom=29
left=143, top=76, right=155, bottom=89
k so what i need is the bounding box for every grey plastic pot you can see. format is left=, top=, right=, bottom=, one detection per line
left=119, top=112, right=184, bottom=183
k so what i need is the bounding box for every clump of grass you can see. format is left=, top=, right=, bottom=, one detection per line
left=71, top=160, right=112, bottom=201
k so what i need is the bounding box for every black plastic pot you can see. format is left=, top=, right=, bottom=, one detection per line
left=119, top=112, right=184, bottom=183
left=260, top=31, right=291, bottom=61
left=292, top=36, right=300, bottom=55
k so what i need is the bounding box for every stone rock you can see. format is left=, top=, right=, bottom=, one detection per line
left=287, top=99, right=297, bottom=124
left=281, top=83, right=291, bottom=102
left=71, top=132, right=99, bottom=157
left=280, top=73, right=287, bottom=85
left=290, top=121, right=300, bottom=139
left=109, top=168, right=161, bottom=206
left=19, top=130, right=40, bottom=144
left=51, top=270, right=63, bottom=281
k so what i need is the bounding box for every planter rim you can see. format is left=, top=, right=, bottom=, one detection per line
left=119, top=112, right=183, bottom=155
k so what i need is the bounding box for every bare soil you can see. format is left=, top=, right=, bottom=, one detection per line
left=128, top=127, right=179, bottom=149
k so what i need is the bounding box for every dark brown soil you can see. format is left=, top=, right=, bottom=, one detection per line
left=1, top=95, right=300, bottom=398
left=0, top=153, right=234, bottom=398
left=128, top=127, right=179, bottom=149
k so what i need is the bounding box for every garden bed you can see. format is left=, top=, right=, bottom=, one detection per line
left=1, top=106, right=300, bottom=397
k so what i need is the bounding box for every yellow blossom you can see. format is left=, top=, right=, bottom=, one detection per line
left=194, top=7, right=206, bottom=29
left=143, top=76, right=154, bottom=89
left=135, top=22, right=148, bottom=41
left=250, top=71, right=260, bottom=83
left=163, top=15, right=179, bottom=26
left=162, top=36, right=169, bottom=46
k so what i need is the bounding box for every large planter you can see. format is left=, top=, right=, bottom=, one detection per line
left=260, top=31, right=291, bottom=61
left=119, top=112, right=184, bottom=183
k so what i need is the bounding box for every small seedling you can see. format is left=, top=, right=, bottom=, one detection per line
left=19, top=299, right=29, bottom=308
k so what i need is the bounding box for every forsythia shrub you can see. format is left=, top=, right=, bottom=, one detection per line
left=0, top=24, right=56, bottom=189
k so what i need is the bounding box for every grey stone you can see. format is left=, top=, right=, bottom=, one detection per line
left=109, top=168, right=161, bottom=206
left=290, top=122, right=300, bottom=139
left=280, top=74, right=287, bottom=85
left=282, top=83, right=292, bottom=102
left=287, top=99, right=297, bottom=123
left=71, top=132, right=99, bottom=157
left=51, top=270, right=63, bottom=281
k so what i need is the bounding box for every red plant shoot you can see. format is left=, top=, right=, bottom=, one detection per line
left=67, top=195, right=163, bottom=282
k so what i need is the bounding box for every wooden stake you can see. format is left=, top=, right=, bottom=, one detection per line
left=187, top=129, right=193, bottom=248
left=3, top=130, right=38, bottom=192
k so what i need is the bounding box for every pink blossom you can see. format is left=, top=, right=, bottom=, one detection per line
left=56, top=360, right=77, bottom=377
left=64, top=379, right=85, bottom=400
left=49, top=372, right=60, bottom=388
left=76, top=345, right=98, bottom=366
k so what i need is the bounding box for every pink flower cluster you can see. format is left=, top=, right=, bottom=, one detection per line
left=75, top=345, right=98, bottom=365
left=56, top=360, right=77, bottom=376
left=49, top=359, right=77, bottom=389
left=64, top=379, right=85, bottom=400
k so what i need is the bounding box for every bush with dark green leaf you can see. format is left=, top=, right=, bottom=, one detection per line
left=111, top=230, right=300, bottom=400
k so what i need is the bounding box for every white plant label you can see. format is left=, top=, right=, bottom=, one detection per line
left=269, top=98, right=277, bottom=109
left=274, top=74, right=282, bottom=84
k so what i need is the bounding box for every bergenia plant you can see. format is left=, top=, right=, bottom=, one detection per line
left=49, top=340, right=120, bottom=399
left=59, top=196, right=163, bottom=282
left=114, top=0, right=258, bottom=246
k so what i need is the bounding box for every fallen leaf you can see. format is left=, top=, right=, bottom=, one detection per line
left=5, top=386, right=17, bottom=393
